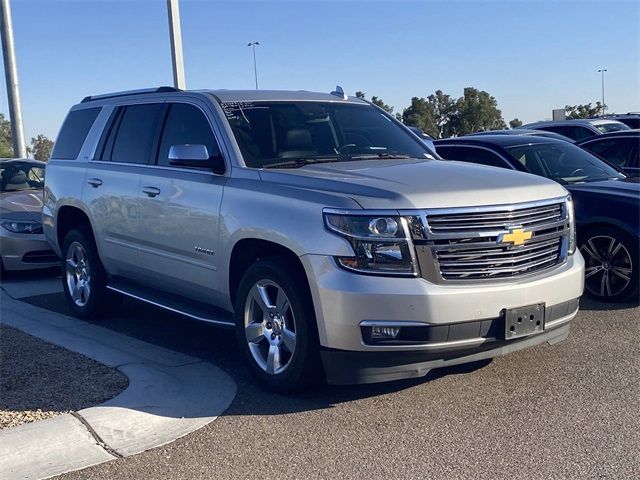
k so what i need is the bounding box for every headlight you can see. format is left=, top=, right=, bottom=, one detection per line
left=0, top=220, right=43, bottom=234
left=323, top=210, right=418, bottom=276
left=566, top=197, right=576, bottom=254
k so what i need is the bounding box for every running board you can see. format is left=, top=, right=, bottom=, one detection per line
left=107, top=278, right=235, bottom=328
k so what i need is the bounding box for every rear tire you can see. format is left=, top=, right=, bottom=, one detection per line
left=234, top=258, right=321, bottom=392
left=61, top=226, right=122, bottom=318
left=579, top=226, right=639, bottom=302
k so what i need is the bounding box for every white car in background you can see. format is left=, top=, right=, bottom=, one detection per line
left=0, top=158, right=58, bottom=273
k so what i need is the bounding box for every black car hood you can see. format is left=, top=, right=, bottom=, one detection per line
left=565, top=177, right=640, bottom=200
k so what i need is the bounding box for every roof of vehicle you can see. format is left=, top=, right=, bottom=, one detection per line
left=590, top=113, right=640, bottom=119
left=434, top=134, right=565, bottom=149
left=517, top=118, right=622, bottom=129
left=576, top=129, right=640, bottom=143
left=207, top=89, right=368, bottom=104
left=0, top=157, right=46, bottom=166
left=467, top=129, right=574, bottom=141
left=521, top=118, right=628, bottom=128
left=80, top=86, right=369, bottom=105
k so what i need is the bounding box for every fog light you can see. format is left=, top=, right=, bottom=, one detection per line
left=370, top=326, right=401, bottom=339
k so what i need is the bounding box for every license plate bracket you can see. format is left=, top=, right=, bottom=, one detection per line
left=504, top=303, right=545, bottom=339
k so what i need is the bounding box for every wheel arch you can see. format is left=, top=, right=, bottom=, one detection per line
left=56, top=205, right=94, bottom=250
left=228, top=238, right=311, bottom=310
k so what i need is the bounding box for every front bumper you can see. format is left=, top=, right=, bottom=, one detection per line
left=301, top=251, right=584, bottom=383
left=322, top=321, right=572, bottom=385
left=0, top=232, right=59, bottom=271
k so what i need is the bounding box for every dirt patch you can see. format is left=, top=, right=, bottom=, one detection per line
left=0, top=324, right=128, bottom=429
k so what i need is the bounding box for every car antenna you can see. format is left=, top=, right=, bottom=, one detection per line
left=330, top=85, right=348, bottom=100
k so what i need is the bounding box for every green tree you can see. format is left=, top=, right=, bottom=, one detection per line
left=449, top=87, right=506, bottom=136
left=426, top=90, right=456, bottom=138
left=565, top=102, right=605, bottom=119
left=401, top=96, right=439, bottom=138
left=29, top=134, right=54, bottom=161
left=509, top=118, right=523, bottom=129
left=0, top=113, right=13, bottom=157
left=355, top=91, right=395, bottom=114
left=370, top=96, right=394, bottom=114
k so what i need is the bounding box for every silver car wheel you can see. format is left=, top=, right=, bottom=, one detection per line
left=243, top=279, right=297, bottom=375
left=65, top=241, right=91, bottom=307
left=581, top=235, right=633, bottom=298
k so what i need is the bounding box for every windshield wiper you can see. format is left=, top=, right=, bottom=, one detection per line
left=263, top=157, right=342, bottom=169
left=346, top=153, right=414, bottom=160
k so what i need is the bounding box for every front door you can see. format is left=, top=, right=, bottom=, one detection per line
left=136, top=102, right=227, bottom=304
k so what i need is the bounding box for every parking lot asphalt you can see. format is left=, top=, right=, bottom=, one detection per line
left=4, top=271, right=639, bottom=480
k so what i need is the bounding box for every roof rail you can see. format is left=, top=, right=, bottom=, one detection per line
left=81, top=86, right=181, bottom=103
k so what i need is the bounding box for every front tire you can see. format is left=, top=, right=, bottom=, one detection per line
left=61, top=227, right=122, bottom=318
left=235, top=258, right=321, bottom=392
left=579, top=227, right=639, bottom=302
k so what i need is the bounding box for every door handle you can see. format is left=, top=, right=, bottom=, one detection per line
left=142, top=186, right=161, bottom=197
left=87, top=178, right=103, bottom=188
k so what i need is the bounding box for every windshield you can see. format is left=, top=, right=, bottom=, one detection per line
left=222, top=101, right=432, bottom=168
left=0, top=162, right=46, bottom=192
left=505, top=142, right=624, bottom=184
left=595, top=122, right=630, bottom=133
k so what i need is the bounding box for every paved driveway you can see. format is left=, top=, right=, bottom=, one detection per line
left=4, top=271, right=639, bottom=479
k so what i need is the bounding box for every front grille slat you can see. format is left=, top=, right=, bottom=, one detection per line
left=438, top=243, right=560, bottom=268
left=429, top=213, right=563, bottom=231
left=421, top=200, right=568, bottom=282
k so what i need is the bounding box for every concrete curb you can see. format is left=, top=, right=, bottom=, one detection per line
left=0, top=289, right=237, bottom=480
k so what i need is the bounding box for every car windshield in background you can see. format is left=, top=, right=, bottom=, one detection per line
left=505, top=143, right=624, bottom=184
left=595, top=122, right=631, bottom=133
left=222, top=101, right=430, bottom=168
left=0, top=162, right=45, bottom=192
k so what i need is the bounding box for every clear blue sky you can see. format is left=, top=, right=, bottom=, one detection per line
left=1, top=0, right=638, bottom=141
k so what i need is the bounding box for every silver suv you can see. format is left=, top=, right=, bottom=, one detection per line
left=44, top=87, right=585, bottom=390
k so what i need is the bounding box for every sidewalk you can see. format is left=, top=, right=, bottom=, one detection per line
left=0, top=286, right=237, bottom=480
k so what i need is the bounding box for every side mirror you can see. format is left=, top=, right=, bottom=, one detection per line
left=168, top=144, right=224, bottom=172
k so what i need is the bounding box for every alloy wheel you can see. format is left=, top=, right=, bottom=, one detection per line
left=243, top=279, right=297, bottom=375
left=581, top=235, right=633, bottom=298
left=65, top=241, right=92, bottom=307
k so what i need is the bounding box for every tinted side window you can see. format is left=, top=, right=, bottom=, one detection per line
left=539, top=125, right=594, bottom=141
left=107, top=104, right=163, bottom=164
left=156, top=103, right=223, bottom=169
left=436, top=146, right=510, bottom=168
left=583, top=138, right=635, bottom=168
left=51, top=108, right=101, bottom=160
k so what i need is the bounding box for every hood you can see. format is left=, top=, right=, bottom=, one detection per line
left=566, top=177, right=640, bottom=200
left=258, top=159, right=567, bottom=209
left=0, top=189, right=45, bottom=222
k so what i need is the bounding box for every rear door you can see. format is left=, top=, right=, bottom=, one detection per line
left=83, top=103, right=163, bottom=279
left=136, top=100, right=228, bottom=304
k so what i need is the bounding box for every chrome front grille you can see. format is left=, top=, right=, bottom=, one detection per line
left=406, top=198, right=570, bottom=283
left=427, top=203, right=564, bottom=235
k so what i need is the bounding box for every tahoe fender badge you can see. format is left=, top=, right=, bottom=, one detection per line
left=194, top=246, right=215, bottom=256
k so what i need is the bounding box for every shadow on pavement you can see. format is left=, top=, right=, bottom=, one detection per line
left=579, top=296, right=639, bottom=311
left=18, top=291, right=492, bottom=416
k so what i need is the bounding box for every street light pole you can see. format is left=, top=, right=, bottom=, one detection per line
left=597, top=68, right=607, bottom=115
left=0, top=0, right=26, bottom=158
left=247, top=41, right=260, bottom=90
left=167, top=0, right=186, bottom=89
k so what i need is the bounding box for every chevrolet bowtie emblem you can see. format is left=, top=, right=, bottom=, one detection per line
left=498, top=228, right=532, bottom=246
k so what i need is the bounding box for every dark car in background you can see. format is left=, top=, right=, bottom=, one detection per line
left=521, top=119, right=630, bottom=141
left=434, top=135, right=640, bottom=302
left=406, top=126, right=437, bottom=154
left=0, top=158, right=59, bottom=273
left=590, top=114, right=640, bottom=129
left=469, top=128, right=574, bottom=142
left=577, top=130, right=639, bottom=177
